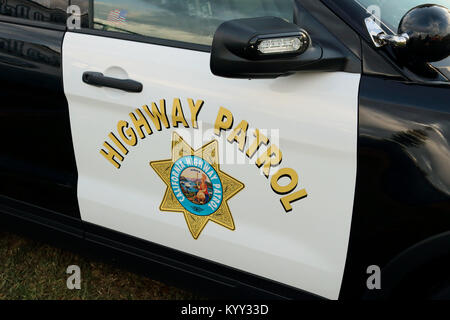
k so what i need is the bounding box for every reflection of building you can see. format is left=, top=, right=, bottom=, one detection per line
left=0, top=0, right=66, bottom=24
left=0, top=36, right=60, bottom=68
left=154, top=0, right=213, bottom=17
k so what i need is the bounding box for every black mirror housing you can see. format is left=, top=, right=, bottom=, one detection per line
left=210, top=17, right=322, bottom=79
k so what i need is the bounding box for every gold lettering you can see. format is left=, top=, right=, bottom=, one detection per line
left=172, top=98, right=189, bottom=128
left=270, top=168, right=298, bottom=194
left=100, top=137, right=125, bottom=169
left=246, top=129, right=269, bottom=158
left=109, top=132, right=128, bottom=155
left=256, top=144, right=283, bottom=177
left=188, top=98, right=204, bottom=129
left=280, top=189, right=308, bottom=212
left=130, top=108, right=152, bottom=138
left=227, top=120, right=248, bottom=152
left=214, top=107, right=234, bottom=136
left=144, top=100, right=170, bottom=131
left=117, top=120, right=137, bottom=146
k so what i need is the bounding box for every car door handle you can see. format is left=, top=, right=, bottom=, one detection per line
left=82, top=71, right=143, bottom=93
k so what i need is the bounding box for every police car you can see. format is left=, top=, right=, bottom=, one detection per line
left=0, top=0, right=449, bottom=300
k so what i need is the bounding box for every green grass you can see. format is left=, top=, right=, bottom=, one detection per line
left=0, top=231, right=198, bottom=300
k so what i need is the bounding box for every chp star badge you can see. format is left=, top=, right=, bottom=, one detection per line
left=150, top=132, right=245, bottom=239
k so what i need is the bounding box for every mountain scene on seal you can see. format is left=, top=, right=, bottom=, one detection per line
left=179, top=168, right=214, bottom=205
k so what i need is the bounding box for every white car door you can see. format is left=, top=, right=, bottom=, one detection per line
left=63, top=0, right=359, bottom=299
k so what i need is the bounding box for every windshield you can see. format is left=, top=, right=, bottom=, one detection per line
left=355, top=0, right=450, bottom=32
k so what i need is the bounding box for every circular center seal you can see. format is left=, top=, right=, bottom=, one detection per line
left=170, top=155, right=223, bottom=216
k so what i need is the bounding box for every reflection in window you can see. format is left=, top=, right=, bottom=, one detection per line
left=0, top=0, right=68, bottom=24
left=356, top=0, right=450, bottom=69
left=71, top=0, right=90, bottom=28
left=356, top=0, right=450, bottom=31
left=93, top=0, right=293, bottom=45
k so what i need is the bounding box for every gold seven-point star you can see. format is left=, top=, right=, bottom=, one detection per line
left=150, top=132, right=245, bottom=239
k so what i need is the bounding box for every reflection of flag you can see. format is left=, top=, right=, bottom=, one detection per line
left=107, top=9, right=127, bottom=25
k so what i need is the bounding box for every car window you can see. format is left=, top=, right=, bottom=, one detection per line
left=356, top=0, right=450, bottom=73
left=92, top=0, right=294, bottom=46
left=355, top=0, right=450, bottom=31
left=71, top=0, right=90, bottom=28
left=0, top=0, right=68, bottom=25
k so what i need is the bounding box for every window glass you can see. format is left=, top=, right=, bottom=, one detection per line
left=355, top=0, right=449, bottom=31
left=356, top=0, right=450, bottom=68
left=0, top=0, right=68, bottom=24
left=71, top=0, right=90, bottom=28
left=93, top=0, right=293, bottom=45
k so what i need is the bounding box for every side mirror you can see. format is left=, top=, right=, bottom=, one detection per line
left=399, top=4, right=450, bottom=63
left=366, top=4, right=450, bottom=64
left=210, top=17, right=321, bottom=79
